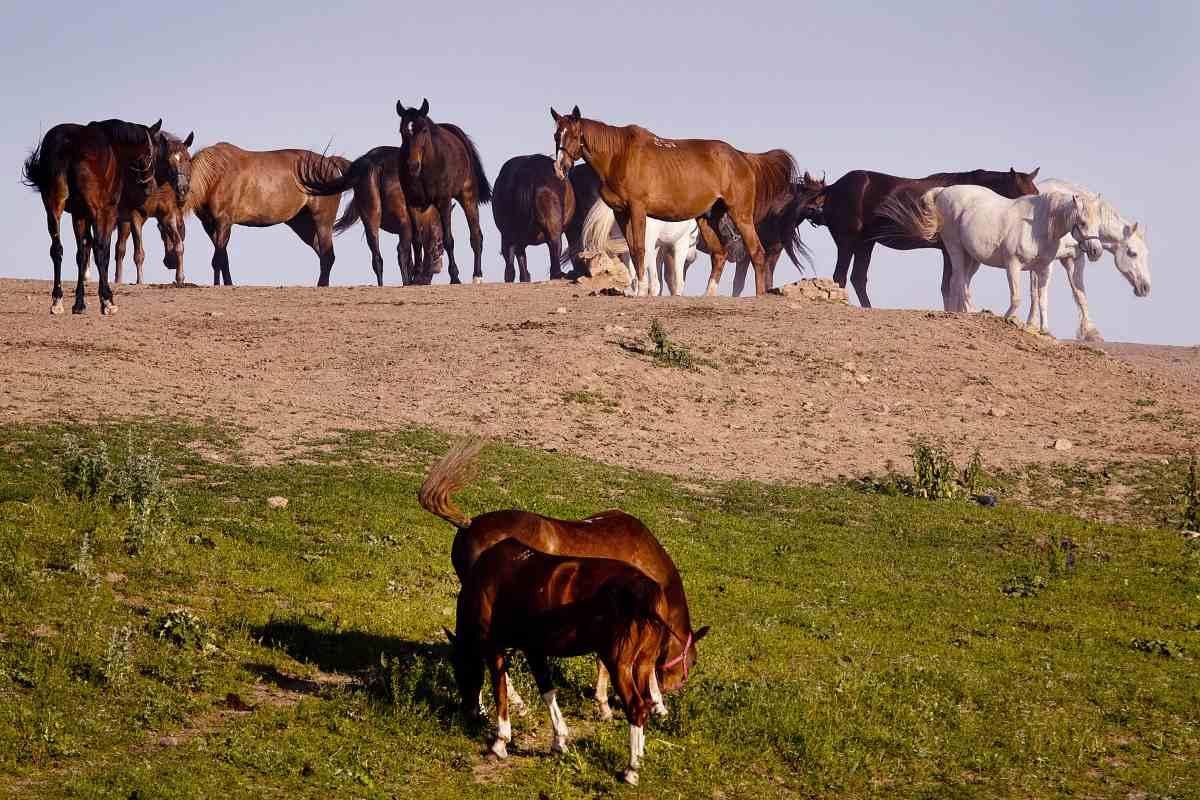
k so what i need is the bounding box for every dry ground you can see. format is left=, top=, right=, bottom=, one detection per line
left=1, top=278, right=1197, bottom=483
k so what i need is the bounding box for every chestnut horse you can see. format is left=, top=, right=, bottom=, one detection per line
left=185, top=143, right=350, bottom=286
left=812, top=167, right=1040, bottom=307
left=23, top=119, right=192, bottom=314
left=450, top=538, right=705, bottom=785
left=300, top=147, right=445, bottom=285
left=550, top=106, right=796, bottom=296
left=418, top=440, right=701, bottom=720
left=491, top=154, right=575, bottom=282
left=396, top=99, right=492, bottom=284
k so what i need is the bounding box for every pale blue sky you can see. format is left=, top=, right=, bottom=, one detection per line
left=3, top=1, right=1196, bottom=344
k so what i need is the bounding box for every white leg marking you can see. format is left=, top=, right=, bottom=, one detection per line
left=595, top=663, right=613, bottom=721
left=622, top=723, right=644, bottom=784
left=543, top=690, right=570, bottom=753
left=649, top=671, right=668, bottom=718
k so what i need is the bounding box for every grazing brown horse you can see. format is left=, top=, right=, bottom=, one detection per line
left=185, top=143, right=350, bottom=286
left=23, top=119, right=192, bottom=314
left=451, top=538, right=705, bottom=785
left=419, top=440, right=702, bottom=719
left=114, top=181, right=188, bottom=285
left=812, top=167, right=1040, bottom=307
left=396, top=99, right=492, bottom=284
left=491, top=154, right=575, bottom=282
left=563, top=162, right=601, bottom=275
left=550, top=106, right=796, bottom=296
left=299, top=147, right=445, bottom=285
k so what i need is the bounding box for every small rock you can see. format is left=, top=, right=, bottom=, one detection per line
left=855, top=373, right=871, bottom=385
left=158, top=736, right=181, bottom=747
left=1053, top=438, right=1074, bottom=451
left=206, top=311, right=224, bottom=318
left=553, top=306, right=568, bottom=315
left=603, top=324, right=628, bottom=334
left=987, top=407, right=1008, bottom=418
left=973, top=494, right=998, bottom=508
left=1182, top=530, right=1200, bottom=541
left=267, top=496, right=289, bottom=509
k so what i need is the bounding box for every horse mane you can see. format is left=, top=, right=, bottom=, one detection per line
left=439, top=123, right=492, bottom=204
left=186, top=144, right=240, bottom=208
left=91, top=119, right=153, bottom=148
left=745, top=149, right=797, bottom=222
left=418, top=439, right=485, bottom=529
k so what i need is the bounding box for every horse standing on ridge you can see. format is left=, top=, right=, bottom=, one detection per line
left=491, top=154, right=575, bottom=282
left=396, top=99, right=492, bottom=284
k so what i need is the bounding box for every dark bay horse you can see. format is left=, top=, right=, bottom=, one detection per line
left=23, top=119, right=192, bottom=314
left=300, top=147, right=445, bottom=285
left=418, top=440, right=703, bottom=719
left=451, top=538, right=704, bottom=785
left=185, top=143, right=350, bottom=286
left=491, top=154, right=575, bottom=282
left=115, top=181, right=188, bottom=285
left=813, top=167, right=1040, bottom=307
left=550, top=106, right=796, bottom=295
left=396, top=99, right=492, bottom=284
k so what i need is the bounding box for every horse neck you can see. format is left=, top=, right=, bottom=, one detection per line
left=1045, top=194, right=1081, bottom=240
left=579, top=119, right=623, bottom=178
left=185, top=149, right=222, bottom=208
left=1096, top=201, right=1131, bottom=246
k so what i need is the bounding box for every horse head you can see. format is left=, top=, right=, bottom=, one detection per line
left=1114, top=220, right=1151, bottom=297
left=1007, top=166, right=1040, bottom=197
left=794, top=170, right=829, bottom=226
left=1069, top=193, right=1105, bottom=262
left=397, top=98, right=433, bottom=179
left=155, top=129, right=195, bottom=204
left=658, top=624, right=709, bottom=693
left=550, top=106, right=583, bottom=180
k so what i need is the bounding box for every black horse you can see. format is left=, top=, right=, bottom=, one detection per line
left=491, top=154, right=575, bottom=282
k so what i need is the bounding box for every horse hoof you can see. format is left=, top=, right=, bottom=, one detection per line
left=551, top=736, right=568, bottom=754
left=71, top=304, right=86, bottom=315
left=472, top=276, right=483, bottom=285
left=621, top=769, right=639, bottom=786
left=101, top=302, right=117, bottom=316
left=50, top=300, right=64, bottom=316
left=597, top=704, right=614, bottom=722
left=652, top=703, right=668, bottom=719
left=489, top=739, right=508, bottom=760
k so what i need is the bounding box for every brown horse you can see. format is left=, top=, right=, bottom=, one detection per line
left=299, top=146, right=445, bottom=285
left=450, top=538, right=704, bottom=785
left=114, top=181, right=188, bottom=285
left=563, top=162, right=601, bottom=276
left=185, top=143, right=350, bottom=286
left=550, top=106, right=796, bottom=296
left=491, top=154, right=575, bottom=282
left=812, top=167, right=1040, bottom=307
left=418, top=440, right=702, bottom=719
left=23, top=119, right=192, bottom=314
left=396, top=99, right=492, bottom=284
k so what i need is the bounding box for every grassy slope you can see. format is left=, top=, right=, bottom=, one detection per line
left=0, top=423, right=1196, bottom=799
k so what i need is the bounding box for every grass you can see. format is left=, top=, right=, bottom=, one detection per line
left=0, top=422, right=1197, bottom=798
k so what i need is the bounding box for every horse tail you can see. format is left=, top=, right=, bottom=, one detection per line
left=418, top=439, right=485, bottom=529
left=297, top=151, right=357, bottom=197
left=441, top=123, right=492, bottom=204
left=876, top=188, right=944, bottom=242
left=21, top=145, right=46, bottom=192
left=781, top=224, right=813, bottom=272
left=22, top=127, right=72, bottom=194
left=580, top=199, right=627, bottom=257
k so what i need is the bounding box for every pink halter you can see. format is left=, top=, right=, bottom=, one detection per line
left=662, top=632, right=693, bottom=680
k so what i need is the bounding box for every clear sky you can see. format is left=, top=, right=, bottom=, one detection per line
left=3, top=1, right=1196, bottom=344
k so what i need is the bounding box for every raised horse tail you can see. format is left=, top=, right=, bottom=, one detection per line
left=876, top=188, right=944, bottom=243
left=580, top=198, right=628, bottom=257
left=418, top=439, right=485, bottom=529
left=441, top=123, right=492, bottom=204
left=298, top=153, right=363, bottom=235
left=21, top=145, right=46, bottom=192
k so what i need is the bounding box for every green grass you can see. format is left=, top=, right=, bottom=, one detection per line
left=0, top=423, right=1197, bottom=798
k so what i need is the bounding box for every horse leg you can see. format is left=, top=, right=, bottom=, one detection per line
left=1002, top=260, right=1022, bottom=321
left=732, top=258, right=750, bottom=297
left=1034, top=263, right=1052, bottom=333
left=832, top=235, right=853, bottom=291
left=131, top=215, right=147, bottom=285
left=668, top=240, right=687, bottom=296
left=944, top=242, right=970, bottom=313
left=961, top=260, right=981, bottom=313
left=207, top=220, right=233, bottom=286
left=91, top=208, right=118, bottom=315
left=697, top=217, right=726, bottom=296
left=1062, top=256, right=1100, bottom=341
left=114, top=219, right=130, bottom=284
left=438, top=201, right=460, bottom=284
left=516, top=247, right=531, bottom=283
left=501, top=238, right=516, bottom=283
left=729, top=210, right=771, bottom=295
left=71, top=216, right=90, bottom=314
left=1026, top=270, right=1040, bottom=328
left=939, top=247, right=954, bottom=311
left=487, top=651, right=510, bottom=759
left=606, top=655, right=650, bottom=785
left=594, top=660, right=614, bottom=721
left=619, top=208, right=649, bottom=297
left=45, top=197, right=67, bottom=315
left=547, top=234, right=565, bottom=282
left=849, top=242, right=874, bottom=307
left=459, top=192, right=486, bottom=284
left=363, top=224, right=385, bottom=287
left=528, top=651, right=569, bottom=753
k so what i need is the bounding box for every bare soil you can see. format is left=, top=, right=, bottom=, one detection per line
left=1, top=278, right=1197, bottom=484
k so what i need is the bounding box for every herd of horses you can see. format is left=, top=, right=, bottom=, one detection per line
left=23, top=101, right=1150, bottom=338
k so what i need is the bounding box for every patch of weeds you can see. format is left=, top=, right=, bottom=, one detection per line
left=1130, top=638, right=1184, bottom=658
left=112, top=446, right=176, bottom=554
left=911, top=439, right=962, bottom=500
left=154, top=609, right=213, bottom=652
left=562, top=389, right=619, bottom=413
left=1178, top=454, right=1199, bottom=531
left=71, top=531, right=96, bottom=580
left=649, top=318, right=694, bottom=369
left=61, top=433, right=111, bottom=499
left=1001, top=574, right=1047, bottom=598
left=962, top=449, right=985, bottom=495
left=101, top=625, right=136, bottom=688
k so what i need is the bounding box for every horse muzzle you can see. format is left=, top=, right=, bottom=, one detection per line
left=1133, top=279, right=1150, bottom=298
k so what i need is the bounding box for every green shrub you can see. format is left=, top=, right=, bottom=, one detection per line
left=61, top=434, right=111, bottom=500
left=911, top=439, right=962, bottom=500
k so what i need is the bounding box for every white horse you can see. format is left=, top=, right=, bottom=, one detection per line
left=1024, top=179, right=1150, bottom=340
left=878, top=186, right=1105, bottom=319
left=580, top=198, right=698, bottom=296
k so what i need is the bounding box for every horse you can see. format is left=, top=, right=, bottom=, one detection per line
left=1025, top=179, right=1151, bottom=340
left=877, top=187, right=1105, bottom=318
left=579, top=198, right=698, bottom=296
left=299, top=147, right=445, bottom=285
left=114, top=181, right=188, bottom=285
left=491, top=154, right=575, bottom=282
left=184, top=143, right=350, bottom=286
left=450, top=538, right=702, bottom=785
left=563, top=162, right=602, bottom=276
left=396, top=99, right=492, bottom=284
left=550, top=106, right=796, bottom=296
left=811, top=168, right=1041, bottom=307
left=418, top=440, right=703, bottom=721
left=22, top=119, right=193, bottom=314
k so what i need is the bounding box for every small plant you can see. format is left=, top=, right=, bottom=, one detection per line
left=61, top=434, right=111, bottom=500
left=962, top=449, right=985, bottom=495
left=1130, top=638, right=1184, bottom=658
left=648, top=319, right=694, bottom=369
left=71, top=532, right=96, bottom=580
left=911, top=439, right=961, bottom=500
left=1180, top=454, right=1199, bottom=531
left=112, top=448, right=176, bottom=555
left=1001, top=574, right=1047, bottom=598
left=101, top=625, right=135, bottom=688
left=154, top=609, right=212, bottom=651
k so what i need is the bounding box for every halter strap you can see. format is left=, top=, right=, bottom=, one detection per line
left=1072, top=223, right=1103, bottom=244
left=661, top=632, right=693, bottom=680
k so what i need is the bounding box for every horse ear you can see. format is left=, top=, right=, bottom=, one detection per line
left=443, top=627, right=456, bottom=645
left=550, top=107, right=562, bottom=123
left=1127, top=221, right=1139, bottom=236
left=183, top=132, right=194, bottom=148
left=693, top=625, right=711, bottom=642
left=1009, top=166, right=1016, bottom=175
left=419, top=98, right=429, bottom=116
left=571, top=105, right=581, bottom=119
left=1028, top=166, right=1040, bottom=179
left=149, top=119, right=162, bottom=135
left=396, top=100, right=406, bottom=117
